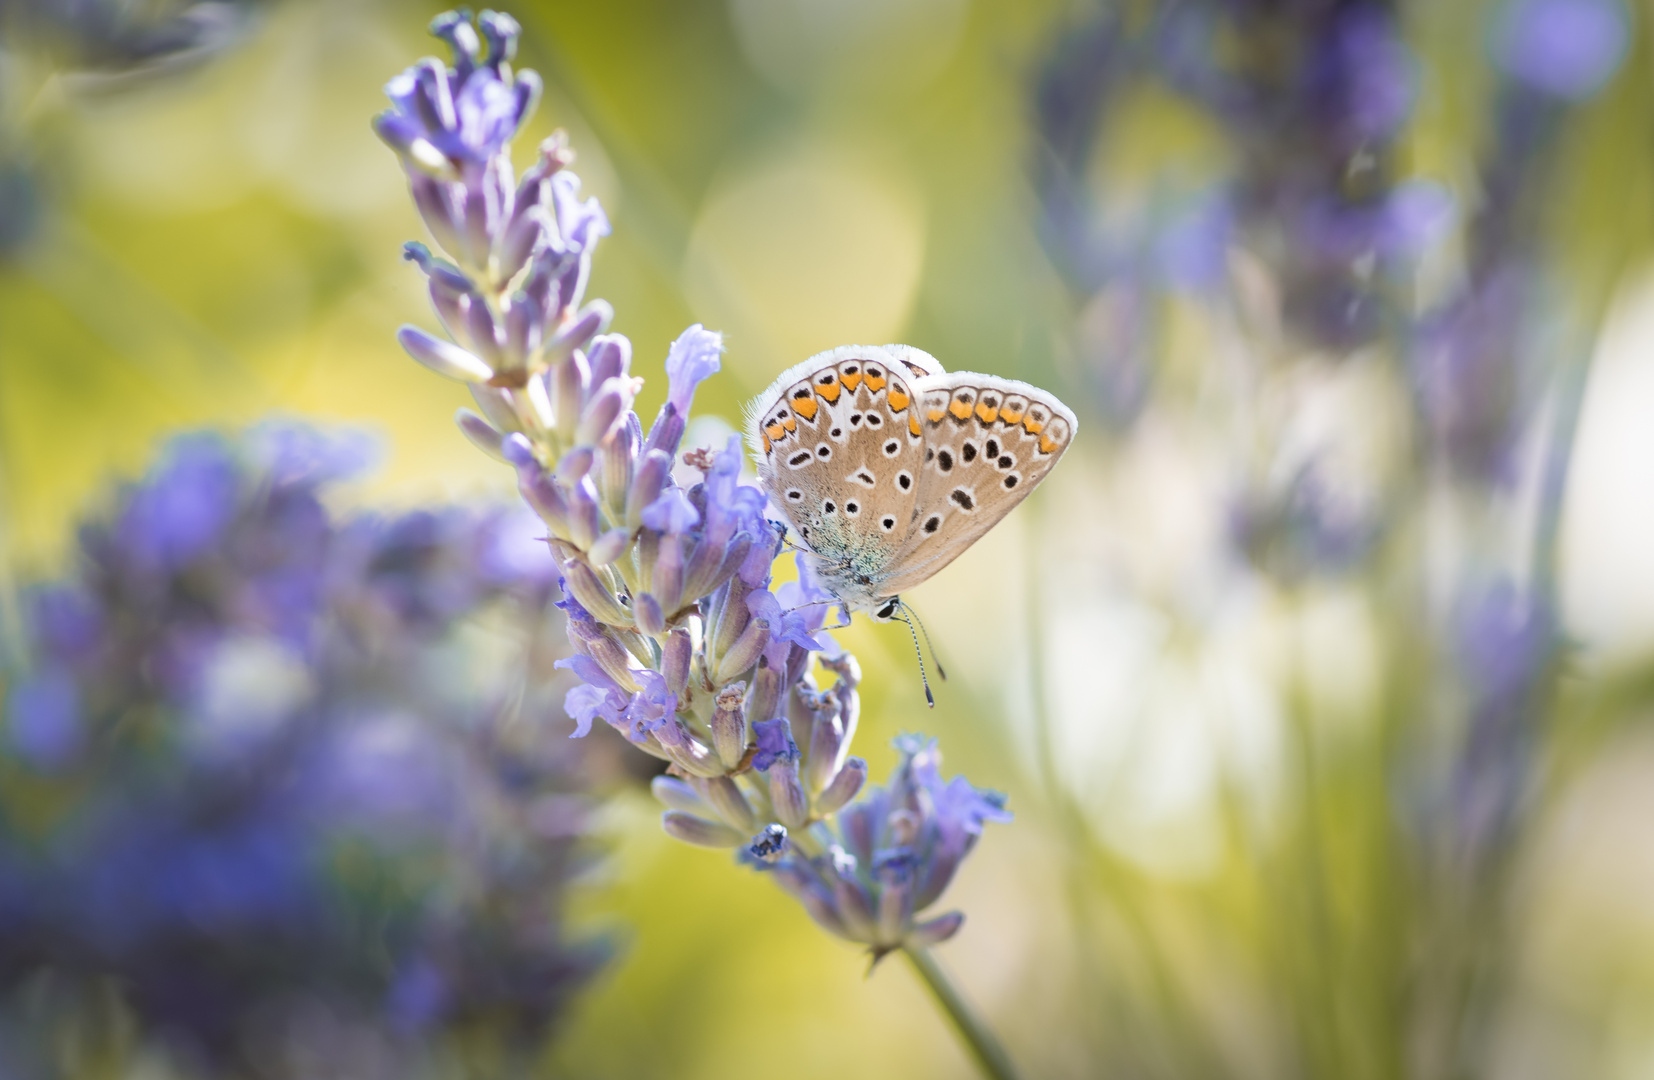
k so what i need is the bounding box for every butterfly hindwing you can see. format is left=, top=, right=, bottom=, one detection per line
left=875, top=374, right=1077, bottom=596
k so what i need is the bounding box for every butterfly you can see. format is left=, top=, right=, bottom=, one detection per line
left=746, top=343, right=1077, bottom=624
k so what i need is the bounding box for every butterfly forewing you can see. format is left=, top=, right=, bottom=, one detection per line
left=875, top=375, right=1076, bottom=596
left=751, top=349, right=928, bottom=587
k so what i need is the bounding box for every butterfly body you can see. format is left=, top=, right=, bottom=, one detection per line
left=747, top=344, right=1076, bottom=616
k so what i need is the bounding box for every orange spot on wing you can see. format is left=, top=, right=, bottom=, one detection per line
left=817, top=380, right=842, bottom=404
left=975, top=401, right=999, bottom=424
left=886, top=388, right=909, bottom=412
left=926, top=405, right=947, bottom=423
left=840, top=371, right=863, bottom=392
left=1039, top=434, right=1058, bottom=455
left=765, top=422, right=785, bottom=441
left=909, top=413, right=922, bottom=437
left=793, top=396, right=819, bottom=421
left=864, top=374, right=887, bottom=393
left=783, top=416, right=797, bottom=432
left=761, top=432, right=771, bottom=453
left=948, top=399, right=973, bottom=421
left=999, top=405, right=1024, bottom=425
left=1022, top=418, right=1044, bottom=436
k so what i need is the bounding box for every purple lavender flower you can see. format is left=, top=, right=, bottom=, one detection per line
left=382, top=18, right=1012, bottom=1017
left=0, top=426, right=606, bottom=1071
left=1493, top=0, right=1629, bottom=100
left=751, top=735, right=1010, bottom=957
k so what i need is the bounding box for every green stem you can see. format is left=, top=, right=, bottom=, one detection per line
left=902, top=947, right=1021, bottom=1080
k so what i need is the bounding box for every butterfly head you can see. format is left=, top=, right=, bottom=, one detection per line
left=871, top=596, right=902, bottom=623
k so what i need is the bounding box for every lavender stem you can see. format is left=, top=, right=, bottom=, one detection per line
left=901, top=946, right=1021, bottom=1080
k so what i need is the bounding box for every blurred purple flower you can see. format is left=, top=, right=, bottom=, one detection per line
left=1494, top=0, right=1629, bottom=100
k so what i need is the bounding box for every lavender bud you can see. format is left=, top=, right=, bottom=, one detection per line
left=586, top=527, right=630, bottom=567
left=746, top=660, right=782, bottom=725
left=519, top=471, right=570, bottom=537
left=470, top=383, right=521, bottom=432
left=905, top=912, right=965, bottom=949
left=551, top=354, right=587, bottom=433
left=565, top=616, right=639, bottom=692
left=546, top=301, right=613, bottom=363
left=562, top=560, right=630, bottom=626
left=715, top=617, right=770, bottom=684
left=699, top=776, right=757, bottom=830
left=651, top=775, right=707, bottom=815
left=625, top=450, right=673, bottom=529
left=642, top=402, right=684, bottom=461
left=454, top=408, right=506, bottom=460
left=409, top=175, right=465, bottom=251
left=650, top=536, right=685, bottom=615
left=660, top=811, right=745, bottom=848
left=806, top=706, right=849, bottom=795
left=566, top=477, right=601, bottom=549
left=498, top=207, right=546, bottom=282
left=770, top=761, right=810, bottom=831
left=575, top=382, right=627, bottom=446
left=634, top=592, right=666, bottom=636
left=813, top=757, right=866, bottom=816
left=398, top=325, right=494, bottom=382
left=600, top=419, right=634, bottom=514
left=655, top=721, right=722, bottom=778
left=556, top=445, right=595, bottom=484
left=662, top=628, right=692, bottom=695
left=587, top=333, right=630, bottom=385
left=505, top=291, right=544, bottom=366
left=464, top=296, right=504, bottom=367
left=711, top=683, right=747, bottom=770
left=710, top=582, right=753, bottom=659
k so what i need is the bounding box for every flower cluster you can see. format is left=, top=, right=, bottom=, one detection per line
left=377, top=9, right=1007, bottom=957
left=749, top=736, right=1012, bottom=958
left=0, top=427, right=605, bottom=1075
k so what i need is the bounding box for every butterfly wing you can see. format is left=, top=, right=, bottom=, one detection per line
left=748, top=346, right=939, bottom=587
left=874, top=374, right=1077, bottom=596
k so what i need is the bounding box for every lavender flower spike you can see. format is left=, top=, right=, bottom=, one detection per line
left=749, top=735, right=1010, bottom=959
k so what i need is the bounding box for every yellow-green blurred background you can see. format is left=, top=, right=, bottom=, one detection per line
left=7, top=0, right=1654, bottom=1076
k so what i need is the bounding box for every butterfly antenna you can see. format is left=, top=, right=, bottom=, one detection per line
left=895, top=610, right=936, bottom=708
left=901, top=601, right=947, bottom=682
